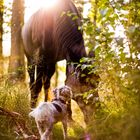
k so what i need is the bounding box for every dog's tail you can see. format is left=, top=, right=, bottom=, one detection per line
left=29, top=102, right=46, bottom=118
left=29, top=109, right=36, bottom=118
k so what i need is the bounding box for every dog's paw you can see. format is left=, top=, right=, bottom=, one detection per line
left=41, top=134, right=47, bottom=140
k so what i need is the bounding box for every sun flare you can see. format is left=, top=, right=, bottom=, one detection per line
left=30, top=0, right=60, bottom=10
left=39, top=0, right=60, bottom=8
left=25, top=0, right=60, bottom=20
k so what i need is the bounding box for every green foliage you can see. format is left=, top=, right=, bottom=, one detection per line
left=82, top=0, right=140, bottom=139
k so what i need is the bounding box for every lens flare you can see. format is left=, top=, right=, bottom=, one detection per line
left=38, top=0, right=60, bottom=9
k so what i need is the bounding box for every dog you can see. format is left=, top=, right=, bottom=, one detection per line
left=29, top=85, right=72, bottom=140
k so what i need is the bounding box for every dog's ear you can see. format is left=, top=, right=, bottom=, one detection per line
left=53, top=88, right=58, bottom=96
left=52, top=88, right=56, bottom=94
left=56, top=88, right=60, bottom=99
left=53, top=87, right=60, bottom=99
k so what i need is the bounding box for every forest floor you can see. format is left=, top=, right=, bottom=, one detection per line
left=0, top=79, right=90, bottom=140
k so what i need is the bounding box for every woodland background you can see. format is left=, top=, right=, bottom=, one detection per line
left=0, top=0, right=140, bottom=140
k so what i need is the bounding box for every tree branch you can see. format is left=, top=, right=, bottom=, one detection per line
left=0, top=107, right=38, bottom=140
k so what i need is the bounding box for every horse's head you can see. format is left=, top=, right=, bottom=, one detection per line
left=65, top=54, right=100, bottom=123
left=65, top=56, right=99, bottom=95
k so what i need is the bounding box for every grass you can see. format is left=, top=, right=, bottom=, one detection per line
left=0, top=75, right=140, bottom=140
left=0, top=77, right=86, bottom=140
left=0, top=77, right=31, bottom=140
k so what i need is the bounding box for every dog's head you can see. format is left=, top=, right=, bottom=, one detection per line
left=53, top=85, right=72, bottom=102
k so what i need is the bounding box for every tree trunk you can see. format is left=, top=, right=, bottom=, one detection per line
left=0, top=0, right=4, bottom=76
left=9, top=0, right=25, bottom=80
left=0, top=0, right=4, bottom=58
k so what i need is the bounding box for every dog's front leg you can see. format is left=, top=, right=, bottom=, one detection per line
left=62, top=119, right=67, bottom=140
left=41, top=124, right=53, bottom=140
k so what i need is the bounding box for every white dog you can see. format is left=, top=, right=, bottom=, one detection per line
left=29, top=85, right=72, bottom=140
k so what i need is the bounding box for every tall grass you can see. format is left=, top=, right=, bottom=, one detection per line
left=88, top=76, right=140, bottom=140
left=0, top=76, right=31, bottom=139
left=0, top=76, right=86, bottom=140
left=1, top=74, right=140, bottom=140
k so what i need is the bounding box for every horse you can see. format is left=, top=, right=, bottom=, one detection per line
left=22, top=0, right=86, bottom=107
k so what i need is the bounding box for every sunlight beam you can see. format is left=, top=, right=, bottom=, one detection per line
left=28, top=0, right=60, bottom=11
left=25, top=0, right=61, bottom=20
left=39, top=0, right=60, bottom=8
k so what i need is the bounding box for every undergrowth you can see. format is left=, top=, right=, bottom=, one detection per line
left=0, top=74, right=140, bottom=140
left=0, top=76, right=86, bottom=140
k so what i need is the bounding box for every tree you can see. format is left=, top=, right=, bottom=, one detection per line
left=0, top=0, right=4, bottom=58
left=9, top=0, right=25, bottom=80
left=0, top=0, right=4, bottom=75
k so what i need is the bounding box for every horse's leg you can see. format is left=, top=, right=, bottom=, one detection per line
left=27, top=57, right=36, bottom=107
left=67, top=100, right=73, bottom=121
left=32, top=64, right=43, bottom=106
left=74, top=96, right=96, bottom=124
left=43, top=63, right=55, bottom=101
left=65, top=64, right=73, bottom=120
